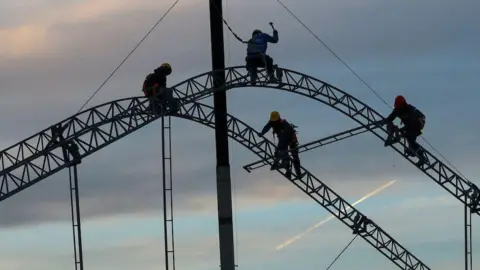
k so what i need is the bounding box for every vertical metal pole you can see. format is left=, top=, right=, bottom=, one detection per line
left=69, top=165, right=84, bottom=270
left=161, top=112, right=176, bottom=270
left=465, top=204, right=473, bottom=270
left=209, top=0, right=236, bottom=269
left=166, top=115, right=176, bottom=270
left=469, top=211, right=473, bottom=270
left=161, top=113, right=169, bottom=270
left=465, top=204, right=468, bottom=270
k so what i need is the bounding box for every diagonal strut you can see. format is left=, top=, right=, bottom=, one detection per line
left=243, top=123, right=381, bottom=172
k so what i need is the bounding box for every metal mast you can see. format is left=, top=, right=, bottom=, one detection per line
left=208, top=0, right=236, bottom=269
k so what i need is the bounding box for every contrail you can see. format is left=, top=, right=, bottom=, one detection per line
left=275, top=179, right=397, bottom=251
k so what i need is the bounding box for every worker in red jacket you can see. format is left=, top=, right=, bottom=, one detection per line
left=384, top=95, right=426, bottom=165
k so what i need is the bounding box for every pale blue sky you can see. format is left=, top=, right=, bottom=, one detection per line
left=0, top=0, right=479, bottom=269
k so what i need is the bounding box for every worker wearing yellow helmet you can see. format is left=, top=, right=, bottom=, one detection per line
left=142, top=63, right=177, bottom=113
left=258, top=111, right=304, bottom=180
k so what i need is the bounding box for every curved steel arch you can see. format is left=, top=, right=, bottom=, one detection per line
left=171, top=66, right=480, bottom=214
left=0, top=66, right=477, bottom=213
left=0, top=98, right=430, bottom=269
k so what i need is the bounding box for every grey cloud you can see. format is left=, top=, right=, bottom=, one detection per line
left=0, top=0, right=478, bottom=228
left=2, top=0, right=477, bottom=89
left=0, top=89, right=477, bottom=228
left=224, top=0, right=479, bottom=63
left=0, top=115, right=459, bottom=228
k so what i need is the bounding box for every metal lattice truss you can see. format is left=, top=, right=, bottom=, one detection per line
left=243, top=124, right=378, bottom=172
left=0, top=67, right=480, bottom=200
left=0, top=66, right=477, bottom=209
left=0, top=97, right=430, bottom=269
left=169, top=66, right=480, bottom=213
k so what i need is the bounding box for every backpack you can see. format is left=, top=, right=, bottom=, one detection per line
left=142, top=73, right=154, bottom=91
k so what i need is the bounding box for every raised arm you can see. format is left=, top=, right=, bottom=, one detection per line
left=262, top=30, right=279, bottom=44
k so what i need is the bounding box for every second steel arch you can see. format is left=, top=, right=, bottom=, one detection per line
left=0, top=98, right=431, bottom=269
left=0, top=66, right=477, bottom=212
left=170, top=66, right=479, bottom=213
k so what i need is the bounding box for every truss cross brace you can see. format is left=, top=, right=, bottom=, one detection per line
left=0, top=66, right=478, bottom=217
left=243, top=123, right=379, bottom=173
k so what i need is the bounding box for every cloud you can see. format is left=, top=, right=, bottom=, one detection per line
left=0, top=25, right=50, bottom=57
left=0, top=0, right=194, bottom=57
left=0, top=0, right=478, bottom=232
left=0, top=105, right=476, bottom=228
left=0, top=193, right=474, bottom=270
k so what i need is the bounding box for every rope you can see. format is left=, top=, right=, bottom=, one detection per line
left=274, top=0, right=470, bottom=181
left=75, top=0, right=181, bottom=114
left=209, top=0, right=248, bottom=44
left=324, top=235, right=358, bottom=270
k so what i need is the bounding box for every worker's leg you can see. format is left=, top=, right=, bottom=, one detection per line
left=384, top=122, right=401, bottom=146
left=273, top=134, right=290, bottom=170
left=289, top=139, right=303, bottom=179
left=264, top=55, right=274, bottom=76
left=143, top=87, right=157, bottom=114
left=163, top=87, right=179, bottom=114
left=403, top=122, right=426, bottom=165
left=245, top=55, right=258, bottom=84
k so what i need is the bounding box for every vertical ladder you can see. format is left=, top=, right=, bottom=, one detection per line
left=161, top=113, right=176, bottom=270
left=465, top=204, right=473, bottom=270
left=69, top=165, right=84, bottom=270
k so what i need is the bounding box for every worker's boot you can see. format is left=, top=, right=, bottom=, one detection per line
left=285, top=169, right=292, bottom=180
left=292, top=160, right=305, bottom=180
left=268, top=72, right=277, bottom=83
left=415, top=149, right=427, bottom=167
left=274, top=65, right=283, bottom=83
left=405, top=147, right=416, bottom=157
left=248, top=66, right=258, bottom=85
left=279, top=158, right=289, bottom=170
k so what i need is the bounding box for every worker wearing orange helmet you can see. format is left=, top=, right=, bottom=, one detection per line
left=258, top=111, right=304, bottom=179
left=142, top=63, right=177, bottom=113
left=384, top=95, right=426, bottom=165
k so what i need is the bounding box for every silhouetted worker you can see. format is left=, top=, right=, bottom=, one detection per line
left=384, top=95, right=426, bottom=166
left=142, top=63, right=177, bottom=113
left=245, top=25, right=279, bottom=83
left=258, top=111, right=304, bottom=179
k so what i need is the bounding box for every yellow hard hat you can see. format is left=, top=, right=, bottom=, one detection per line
left=270, top=111, right=280, bottom=121
left=160, top=63, right=172, bottom=75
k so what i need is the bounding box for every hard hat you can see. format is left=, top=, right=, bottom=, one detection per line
left=394, top=95, right=407, bottom=109
left=252, top=29, right=262, bottom=37
left=270, top=111, right=280, bottom=121
left=160, top=63, right=172, bottom=75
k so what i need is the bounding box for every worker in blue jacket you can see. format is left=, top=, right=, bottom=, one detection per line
left=246, top=27, right=279, bottom=82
